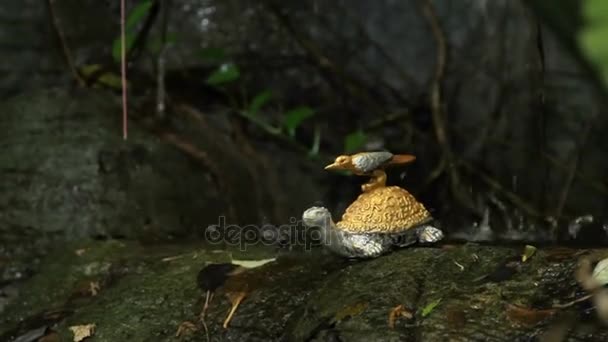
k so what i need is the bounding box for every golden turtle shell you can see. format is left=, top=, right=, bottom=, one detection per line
left=336, top=186, right=431, bottom=233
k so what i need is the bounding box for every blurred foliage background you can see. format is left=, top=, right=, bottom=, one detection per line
left=580, top=0, right=608, bottom=85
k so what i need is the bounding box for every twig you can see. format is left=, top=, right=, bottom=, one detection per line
left=121, top=0, right=128, bottom=140
left=365, top=111, right=411, bottom=131
left=176, top=101, right=330, bottom=161
left=158, top=130, right=238, bottom=222
left=333, top=1, right=419, bottom=95
left=46, top=0, right=85, bottom=87
left=475, top=2, right=511, bottom=159
left=419, top=0, right=451, bottom=186
left=156, top=0, right=171, bottom=118
left=314, top=5, right=415, bottom=106
left=420, top=0, right=449, bottom=158
left=366, top=98, right=604, bottom=221
left=309, top=124, right=321, bottom=156
left=420, top=0, right=473, bottom=212
left=458, top=159, right=544, bottom=219
left=156, top=52, right=166, bottom=117
left=199, top=291, right=212, bottom=342
left=424, top=158, right=447, bottom=188
left=522, top=0, right=608, bottom=109
left=238, top=110, right=332, bottom=160
left=229, top=116, right=277, bottom=224
left=485, top=135, right=608, bottom=196
left=555, top=121, right=592, bottom=220
left=264, top=2, right=386, bottom=116
left=552, top=293, right=594, bottom=309
left=527, top=9, right=549, bottom=212
left=150, top=104, right=240, bottom=222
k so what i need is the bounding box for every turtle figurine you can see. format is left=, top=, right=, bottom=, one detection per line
left=302, top=185, right=444, bottom=258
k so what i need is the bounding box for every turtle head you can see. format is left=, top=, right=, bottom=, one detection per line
left=324, top=155, right=352, bottom=170
left=302, top=206, right=333, bottom=228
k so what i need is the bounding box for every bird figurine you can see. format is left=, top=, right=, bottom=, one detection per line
left=324, top=151, right=416, bottom=192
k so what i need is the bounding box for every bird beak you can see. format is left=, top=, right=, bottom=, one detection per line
left=324, top=162, right=341, bottom=170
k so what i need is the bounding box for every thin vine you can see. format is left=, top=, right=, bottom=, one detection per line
left=121, top=0, right=128, bottom=140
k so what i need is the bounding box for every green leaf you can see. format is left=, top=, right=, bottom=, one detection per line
left=248, top=90, right=273, bottom=117
left=344, top=130, right=367, bottom=153
left=206, top=63, right=240, bottom=86
left=421, top=298, right=442, bottom=317
left=147, top=33, right=178, bottom=53
left=283, top=106, right=315, bottom=137
left=112, top=33, right=137, bottom=62
left=126, top=0, right=154, bottom=30
left=110, top=1, right=153, bottom=62
left=79, top=64, right=123, bottom=89
left=579, top=0, right=608, bottom=84
left=79, top=64, right=103, bottom=77
left=200, top=47, right=227, bottom=62
left=582, top=0, right=608, bottom=24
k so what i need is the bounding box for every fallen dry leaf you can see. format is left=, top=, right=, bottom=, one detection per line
left=544, top=247, right=583, bottom=262
left=43, top=309, right=72, bottom=321
left=223, top=291, right=248, bottom=329
left=72, top=280, right=102, bottom=298
left=175, top=321, right=198, bottom=337
left=69, top=323, right=96, bottom=342
left=75, top=249, right=87, bottom=256
left=388, top=305, right=413, bottom=329
left=334, top=302, right=368, bottom=322
left=445, top=306, right=467, bottom=328
left=506, top=304, right=557, bottom=327
left=38, top=330, right=61, bottom=342
left=453, top=260, right=465, bottom=271
left=440, top=244, right=458, bottom=250
left=536, top=311, right=578, bottom=342
left=89, top=281, right=100, bottom=296
left=11, top=326, right=48, bottom=342
left=162, top=254, right=186, bottom=262
left=231, top=257, right=277, bottom=269
left=521, top=245, right=537, bottom=262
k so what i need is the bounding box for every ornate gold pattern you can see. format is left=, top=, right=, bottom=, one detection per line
left=336, top=186, right=431, bottom=233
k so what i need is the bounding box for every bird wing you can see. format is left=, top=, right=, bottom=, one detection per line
left=352, top=151, right=394, bottom=173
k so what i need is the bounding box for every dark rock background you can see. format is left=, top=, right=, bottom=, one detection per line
left=0, top=87, right=325, bottom=240
left=2, top=0, right=606, bottom=242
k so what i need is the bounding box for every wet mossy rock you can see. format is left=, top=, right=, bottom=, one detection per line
left=0, top=88, right=220, bottom=240
left=0, top=88, right=324, bottom=241
left=2, top=242, right=608, bottom=341
left=285, top=246, right=608, bottom=341
left=0, top=241, right=343, bottom=342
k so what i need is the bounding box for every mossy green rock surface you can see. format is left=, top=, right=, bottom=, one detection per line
left=3, top=242, right=608, bottom=341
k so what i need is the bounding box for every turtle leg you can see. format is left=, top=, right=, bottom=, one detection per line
left=416, top=225, right=444, bottom=244
left=361, top=170, right=387, bottom=192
